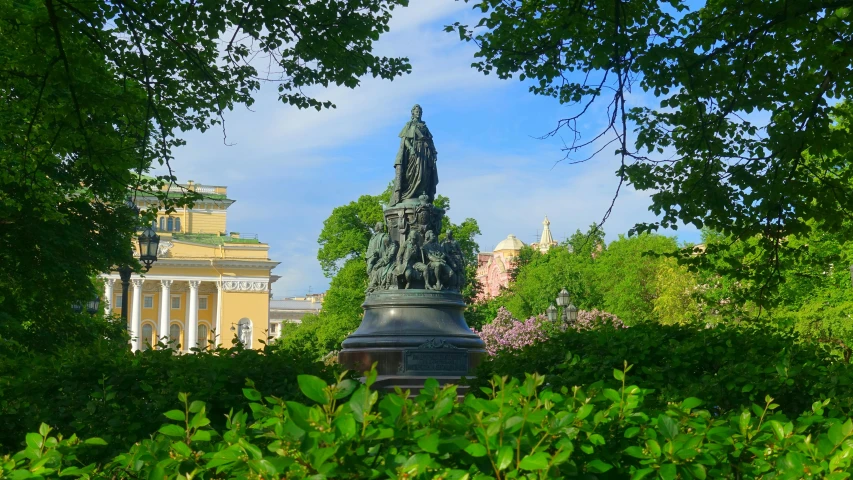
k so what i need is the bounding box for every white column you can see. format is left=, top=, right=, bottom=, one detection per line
left=130, top=279, right=144, bottom=352
left=103, top=278, right=115, bottom=316
left=158, top=280, right=173, bottom=346
left=215, top=281, right=223, bottom=348
left=186, top=280, right=200, bottom=352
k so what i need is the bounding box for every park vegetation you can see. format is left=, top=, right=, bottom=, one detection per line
left=2, top=0, right=853, bottom=477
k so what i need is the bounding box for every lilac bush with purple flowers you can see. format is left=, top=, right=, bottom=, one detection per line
left=473, top=307, right=625, bottom=356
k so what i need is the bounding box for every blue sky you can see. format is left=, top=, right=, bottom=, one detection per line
left=165, top=0, right=700, bottom=297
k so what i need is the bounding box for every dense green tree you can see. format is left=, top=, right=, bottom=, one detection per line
left=1, top=0, right=410, bottom=346
left=490, top=227, right=700, bottom=325
left=594, top=233, right=697, bottom=324
left=317, top=187, right=391, bottom=277
left=450, top=1, right=853, bottom=297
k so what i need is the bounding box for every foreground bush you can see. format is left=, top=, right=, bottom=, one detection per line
left=4, top=366, right=853, bottom=478
left=0, top=340, right=335, bottom=462
left=475, top=321, right=853, bottom=417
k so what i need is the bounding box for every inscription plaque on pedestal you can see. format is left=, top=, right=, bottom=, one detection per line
left=402, top=349, right=468, bottom=376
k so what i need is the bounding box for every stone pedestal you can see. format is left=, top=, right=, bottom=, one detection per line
left=339, top=290, right=485, bottom=391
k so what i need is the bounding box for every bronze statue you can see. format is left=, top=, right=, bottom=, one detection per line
left=366, top=222, right=387, bottom=280
left=422, top=230, right=453, bottom=291
left=442, top=230, right=466, bottom=291
left=368, top=235, right=398, bottom=292
left=391, top=105, right=438, bottom=205
left=396, top=229, right=424, bottom=289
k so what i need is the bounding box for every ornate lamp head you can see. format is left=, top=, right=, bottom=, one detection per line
left=137, top=225, right=161, bottom=271
left=567, top=304, right=579, bottom=323
left=556, top=288, right=570, bottom=307
left=546, top=304, right=558, bottom=322
left=86, top=296, right=101, bottom=314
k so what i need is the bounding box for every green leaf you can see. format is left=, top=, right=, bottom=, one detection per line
left=348, top=387, right=368, bottom=423
left=687, top=464, right=707, bottom=480
left=586, top=459, right=612, bottom=473
left=519, top=452, right=550, bottom=471
left=625, top=427, right=641, bottom=438
left=630, top=468, right=656, bottom=480
left=188, top=401, right=205, bottom=413
left=658, top=415, right=678, bottom=440
left=624, top=446, right=647, bottom=458
left=659, top=463, right=678, bottom=480
left=164, top=410, right=185, bottom=421
left=681, top=397, right=702, bottom=410
left=829, top=423, right=844, bottom=445
left=496, top=445, right=513, bottom=470
left=577, top=403, right=594, bottom=420
left=83, top=437, right=107, bottom=446
left=603, top=388, right=622, bottom=403
left=464, top=443, right=487, bottom=457
left=334, top=379, right=358, bottom=400
left=242, top=388, right=262, bottom=402
left=298, top=375, right=329, bottom=405
left=739, top=410, right=752, bottom=434
left=190, top=430, right=211, bottom=442
left=769, top=420, right=785, bottom=440
left=335, top=414, right=356, bottom=439
left=613, top=369, right=625, bottom=381
left=418, top=433, right=440, bottom=454
left=158, top=424, right=185, bottom=437
left=25, top=433, right=42, bottom=450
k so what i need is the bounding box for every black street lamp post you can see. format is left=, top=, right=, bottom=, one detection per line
left=118, top=264, right=133, bottom=321
left=115, top=203, right=161, bottom=321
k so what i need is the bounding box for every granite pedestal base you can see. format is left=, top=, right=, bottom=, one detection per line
left=339, top=290, right=485, bottom=392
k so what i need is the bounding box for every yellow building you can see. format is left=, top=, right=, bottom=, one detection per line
left=101, top=181, right=279, bottom=352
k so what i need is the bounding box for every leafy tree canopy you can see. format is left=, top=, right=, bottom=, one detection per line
left=450, top=0, right=853, bottom=296
left=1, top=0, right=410, bottom=339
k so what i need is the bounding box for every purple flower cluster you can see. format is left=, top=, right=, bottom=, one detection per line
left=471, top=307, right=549, bottom=356
left=574, top=309, right=627, bottom=330
left=473, top=307, right=625, bottom=356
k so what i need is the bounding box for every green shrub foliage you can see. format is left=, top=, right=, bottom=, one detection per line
left=5, top=366, right=853, bottom=478
left=474, top=321, right=853, bottom=418
left=0, top=341, right=335, bottom=463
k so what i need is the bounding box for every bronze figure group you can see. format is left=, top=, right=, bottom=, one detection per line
left=366, top=224, right=466, bottom=293
left=366, top=104, right=466, bottom=294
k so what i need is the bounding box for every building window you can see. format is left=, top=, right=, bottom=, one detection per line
left=169, top=324, right=182, bottom=349
left=174, top=218, right=182, bottom=232
left=197, top=324, right=208, bottom=349
left=171, top=295, right=181, bottom=309
left=114, top=294, right=123, bottom=309
left=167, top=217, right=174, bottom=232
left=198, top=297, right=208, bottom=310
left=159, top=217, right=166, bottom=231
left=141, top=324, right=154, bottom=350
left=143, top=295, right=154, bottom=309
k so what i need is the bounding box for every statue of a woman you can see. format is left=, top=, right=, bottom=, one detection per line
left=391, top=105, right=438, bottom=205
